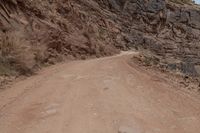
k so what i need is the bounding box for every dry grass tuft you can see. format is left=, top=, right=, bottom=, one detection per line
left=169, top=0, right=194, bottom=4
left=0, top=32, right=35, bottom=76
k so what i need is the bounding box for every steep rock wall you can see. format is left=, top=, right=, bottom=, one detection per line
left=106, top=0, right=200, bottom=76
left=0, top=0, right=200, bottom=76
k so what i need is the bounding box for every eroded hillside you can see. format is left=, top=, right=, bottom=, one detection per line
left=0, top=0, right=200, bottom=78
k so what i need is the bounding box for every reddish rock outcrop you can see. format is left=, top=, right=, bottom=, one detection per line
left=0, top=0, right=200, bottom=76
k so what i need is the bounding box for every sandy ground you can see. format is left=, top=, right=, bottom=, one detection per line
left=0, top=52, right=200, bottom=133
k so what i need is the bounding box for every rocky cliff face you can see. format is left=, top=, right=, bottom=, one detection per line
left=114, top=0, right=200, bottom=76
left=0, top=0, right=200, bottom=76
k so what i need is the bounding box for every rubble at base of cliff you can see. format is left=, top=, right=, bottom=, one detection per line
left=131, top=51, right=200, bottom=93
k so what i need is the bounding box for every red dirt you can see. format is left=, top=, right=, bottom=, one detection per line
left=0, top=52, right=199, bottom=133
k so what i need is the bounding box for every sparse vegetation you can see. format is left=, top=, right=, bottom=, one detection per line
left=0, top=32, right=35, bottom=76
left=170, top=0, right=194, bottom=4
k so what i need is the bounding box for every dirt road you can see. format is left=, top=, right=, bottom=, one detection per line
left=0, top=52, right=200, bottom=133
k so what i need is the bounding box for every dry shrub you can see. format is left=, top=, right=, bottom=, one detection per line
left=0, top=32, right=35, bottom=75
left=170, top=0, right=194, bottom=4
